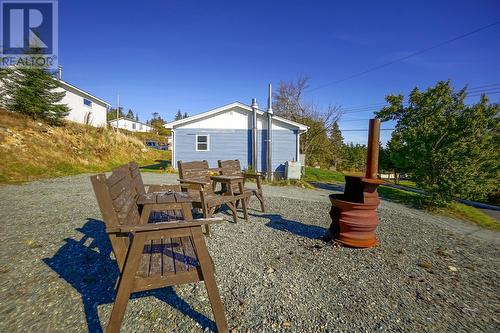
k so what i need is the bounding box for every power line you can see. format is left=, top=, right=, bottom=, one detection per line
left=340, top=128, right=395, bottom=132
left=338, top=86, right=500, bottom=115
left=307, top=20, right=500, bottom=92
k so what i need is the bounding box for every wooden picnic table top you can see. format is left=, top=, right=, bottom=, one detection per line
left=137, top=191, right=193, bottom=205
left=210, top=175, right=244, bottom=183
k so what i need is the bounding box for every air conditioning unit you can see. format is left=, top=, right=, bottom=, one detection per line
left=285, top=161, right=302, bottom=180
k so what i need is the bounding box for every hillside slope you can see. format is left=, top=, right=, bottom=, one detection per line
left=0, top=109, right=170, bottom=183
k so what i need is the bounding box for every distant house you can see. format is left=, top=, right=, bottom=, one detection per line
left=0, top=66, right=110, bottom=127
left=55, top=68, right=110, bottom=127
left=108, top=117, right=153, bottom=132
left=164, top=97, right=308, bottom=177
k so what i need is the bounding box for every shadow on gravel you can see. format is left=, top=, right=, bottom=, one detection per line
left=260, top=213, right=327, bottom=239
left=43, top=218, right=216, bottom=333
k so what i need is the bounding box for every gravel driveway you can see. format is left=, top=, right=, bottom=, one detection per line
left=0, top=173, right=499, bottom=333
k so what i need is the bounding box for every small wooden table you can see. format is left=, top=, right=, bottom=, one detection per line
left=211, top=175, right=249, bottom=221
left=137, top=191, right=194, bottom=224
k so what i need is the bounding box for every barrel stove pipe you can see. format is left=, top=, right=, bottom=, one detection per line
left=365, top=118, right=381, bottom=179
left=266, top=84, right=273, bottom=181
left=251, top=98, right=258, bottom=172
left=324, top=118, right=383, bottom=248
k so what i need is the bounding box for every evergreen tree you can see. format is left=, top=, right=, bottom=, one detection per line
left=376, top=80, right=500, bottom=205
left=135, top=114, right=139, bottom=121
left=183, top=112, right=188, bottom=118
left=1, top=68, right=69, bottom=124
left=328, top=121, right=345, bottom=170
left=107, top=107, right=124, bottom=121
left=174, top=109, right=183, bottom=121
left=126, top=109, right=134, bottom=119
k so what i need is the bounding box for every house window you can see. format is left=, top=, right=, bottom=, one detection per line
left=196, top=135, right=209, bottom=151
left=132, top=123, right=136, bottom=130
left=83, top=98, right=92, bottom=107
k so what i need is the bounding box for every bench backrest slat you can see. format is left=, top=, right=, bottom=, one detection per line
left=91, top=168, right=141, bottom=228
left=178, top=160, right=214, bottom=194
left=218, top=160, right=243, bottom=192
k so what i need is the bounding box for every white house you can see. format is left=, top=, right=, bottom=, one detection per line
left=0, top=67, right=110, bottom=127
left=55, top=67, right=110, bottom=127
left=108, top=117, right=153, bottom=132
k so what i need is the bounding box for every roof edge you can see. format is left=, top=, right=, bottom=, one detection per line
left=164, top=101, right=308, bottom=131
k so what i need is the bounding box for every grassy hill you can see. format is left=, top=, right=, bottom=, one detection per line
left=0, top=109, right=170, bottom=184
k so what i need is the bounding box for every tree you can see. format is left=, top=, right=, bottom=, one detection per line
left=274, top=76, right=341, bottom=166
left=135, top=114, right=139, bottom=121
left=183, top=112, right=188, bottom=119
left=174, top=110, right=183, bottom=121
left=1, top=67, right=69, bottom=124
left=107, top=107, right=124, bottom=121
left=150, top=113, right=170, bottom=135
left=126, top=109, right=134, bottom=119
left=341, top=143, right=367, bottom=172
left=328, top=121, right=345, bottom=170
left=376, top=80, right=500, bottom=205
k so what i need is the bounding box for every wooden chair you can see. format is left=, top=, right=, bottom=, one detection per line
left=218, top=159, right=266, bottom=212
left=177, top=160, right=250, bottom=227
left=91, top=168, right=228, bottom=333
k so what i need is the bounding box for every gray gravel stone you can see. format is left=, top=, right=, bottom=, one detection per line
left=0, top=173, right=498, bottom=333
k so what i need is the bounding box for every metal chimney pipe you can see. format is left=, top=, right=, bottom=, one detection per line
left=58, top=65, right=62, bottom=80
left=251, top=98, right=258, bottom=172
left=365, top=118, right=381, bottom=179
left=266, top=84, right=273, bottom=181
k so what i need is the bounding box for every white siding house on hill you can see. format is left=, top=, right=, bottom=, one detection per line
left=0, top=67, right=110, bottom=127
left=165, top=96, right=308, bottom=178
left=55, top=79, right=110, bottom=127
left=108, top=117, right=153, bottom=132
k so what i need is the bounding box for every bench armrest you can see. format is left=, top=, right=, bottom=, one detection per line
left=178, top=179, right=209, bottom=186
left=210, top=175, right=244, bottom=184
left=242, top=173, right=263, bottom=179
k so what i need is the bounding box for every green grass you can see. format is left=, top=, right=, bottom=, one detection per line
left=303, top=167, right=345, bottom=183
left=386, top=180, right=417, bottom=188
left=434, top=202, right=500, bottom=231
left=378, top=185, right=424, bottom=209
left=299, top=166, right=498, bottom=231
left=378, top=186, right=499, bottom=231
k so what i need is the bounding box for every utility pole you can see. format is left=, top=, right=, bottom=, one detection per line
left=116, top=94, right=120, bottom=132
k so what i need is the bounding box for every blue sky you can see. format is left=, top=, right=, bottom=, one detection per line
left=58, top=0, right=500, bottom=144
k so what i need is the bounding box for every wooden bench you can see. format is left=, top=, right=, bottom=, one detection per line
left=177, top=160, right=250, bottom=227
left=91, top=167, right=228, bottom=333
left=218, top=159, right=266, bottom=212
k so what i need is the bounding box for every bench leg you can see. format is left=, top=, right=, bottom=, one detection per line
left=241, top=196, right=248, bottom=221
left=257, top=192, right=265, bottom=212
left=107, top=234, right=145, bottom=333
left=226, top=201, right=238, bottom=223
left=191, top=227, right=228, bottom=333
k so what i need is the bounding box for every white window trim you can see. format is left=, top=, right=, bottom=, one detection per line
left=195, top=134, right=210, bottom=152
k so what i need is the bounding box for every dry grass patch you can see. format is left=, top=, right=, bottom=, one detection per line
left=0, top=109, right=170, bottom=183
